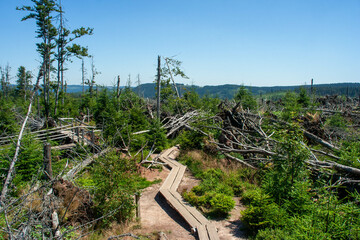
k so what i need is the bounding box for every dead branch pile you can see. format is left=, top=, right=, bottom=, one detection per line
left=162, top=110, right=202, bottom=137
left=183, top=100, right=360, bottom=185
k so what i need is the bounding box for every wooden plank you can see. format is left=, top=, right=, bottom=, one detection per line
left=51, top=143, right=76, bottom=150
left=206, top=223, right=220, bottom=240
left=197, top=224, right=209, bottom=240
left=171, top=191, right=209, bottom=224
left=158, top=156, right=176, bottom=169
left=159, top=167, right=179, bottom=191
left=170, top=165, right=186, bottom=192
left=160, top=189, right=200, bottom=229
left=158, top=146, right=219, bottom=240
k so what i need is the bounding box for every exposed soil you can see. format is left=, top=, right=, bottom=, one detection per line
left=134, top=166, right=195, bottom=239
left=213, top=197, right=247, bottom=240
left=131, top=165, right=247, bottom=240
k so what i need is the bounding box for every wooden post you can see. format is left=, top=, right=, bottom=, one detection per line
left=135, top=193, right=141, bottom=219
left=156, top=55, right=161, bottom=119
left=44, top=142, right=52, bottom=180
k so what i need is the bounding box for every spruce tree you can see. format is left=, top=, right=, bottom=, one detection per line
left=15, top=66, right=33, bottom=101
left=17, top=0, right=59, bottom=120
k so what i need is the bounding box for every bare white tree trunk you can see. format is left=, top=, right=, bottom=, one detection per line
left=0, top=63, right=44, bottom=208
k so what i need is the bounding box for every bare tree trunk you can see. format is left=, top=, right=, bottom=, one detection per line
left=54, top=54, right=61, bottom=116
left=0, top=63, right=44, bottom=208
left=165, top=57, right=180, bottom=99
left=82, top=58, right=85, bottom=95
left=43, top=142, right=53, bottom=180
left=157, top=55, right=161, bottom=119
left=116, top=75, right=121, bottom=98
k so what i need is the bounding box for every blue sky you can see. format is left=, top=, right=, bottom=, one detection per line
left=0, top=0, right=359, bottom=87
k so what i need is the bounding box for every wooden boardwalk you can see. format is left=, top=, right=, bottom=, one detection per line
left=158, top=146, right=220, bottom=240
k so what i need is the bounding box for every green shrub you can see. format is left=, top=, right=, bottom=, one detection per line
left=209, top=193, right=235, bottom=217
left=234, top=86, right=257, bottom=110
left=281, top=91, right=300, bottom=121
left=147, top=119, right=168, bottom=152
left=182, top=168, right=236, bottom=217
left=338, top=140, right=360, bottom=168
left=241, top=202, right=288, bottom=233
left=177, top=130, right=204, bottom=150
left=0, top=135, right=43, bottom=193
left=91, top=151, right=153, bottom=227
left=325, top=113, right=347, bottom=129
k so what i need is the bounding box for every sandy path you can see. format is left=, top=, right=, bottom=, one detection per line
left=134, top=165, right=247, bottom=240
left=134, top=167, right=195, bottom=239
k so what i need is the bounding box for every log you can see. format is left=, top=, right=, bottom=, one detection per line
left=303, top=131, right=339, bottom=151
left=223, top=153, right=257, bottom=169
left=51, top=143, right=76, bottom=150
left=307, top=160, right=360, bottom=178
left=63, top=148, right=111, bottom=180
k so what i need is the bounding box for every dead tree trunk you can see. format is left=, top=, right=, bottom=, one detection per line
left=116, top=75, right=121, bottom=98
left=165, top=57, right=180, bottom=99
left=157, top=55, right=161, bottom=119
left=44, top=142, right=53, bottom=180
left=0, top=63, right=44, bottom=207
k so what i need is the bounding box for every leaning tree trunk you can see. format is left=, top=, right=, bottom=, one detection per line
left=0, top=63, right=44, bottom=208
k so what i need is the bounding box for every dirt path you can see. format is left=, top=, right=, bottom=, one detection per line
left=213, top=197, right=247, bottom=240
left=133, top=166, right=247, bottom=240
left=134, top=167, right=195, bottom=239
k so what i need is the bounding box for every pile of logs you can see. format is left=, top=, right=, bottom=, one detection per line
left=163, top=100, right=360, bottom=187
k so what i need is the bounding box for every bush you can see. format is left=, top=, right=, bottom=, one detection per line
left=234, top=86, right=257, bottom=110
left=182, top=168, right=236, bottom=217
left=241, top=202, right=287, bottom=233
left=325, top=113, right=347, bottom=129
left=0, top=135, right=43, bottom=194
left=339, top=140, right=360, bottom=168
left=209, top=193, right=235, bottom=217
left=91, top=151, right=153, bottom=227
left=147, top=119, right=168, bottom=152
left=177, top=130, right=204, bottom=150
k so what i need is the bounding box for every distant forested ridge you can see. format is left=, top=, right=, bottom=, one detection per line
left=30, top=82, right=359, bottom=99
left=135, top=82, right=360, bottom=99
left=12, top=83, right=360, bottom=99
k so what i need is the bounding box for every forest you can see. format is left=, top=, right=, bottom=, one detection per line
left=1, top=1, right=360, bottom=239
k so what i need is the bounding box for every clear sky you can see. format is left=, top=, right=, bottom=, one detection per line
left=0, top=0, right=359, bottom=87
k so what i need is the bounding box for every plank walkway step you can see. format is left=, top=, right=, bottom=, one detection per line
left=157, top=146, right=219, bottom=240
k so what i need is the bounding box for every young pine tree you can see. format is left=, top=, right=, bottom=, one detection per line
left=15, top=66, right=33, bottom=101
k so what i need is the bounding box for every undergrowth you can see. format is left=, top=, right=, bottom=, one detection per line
left=179, top=151, right=257, bottom=218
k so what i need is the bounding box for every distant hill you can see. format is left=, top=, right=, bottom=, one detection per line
left=64, top=83, right=360, bottom=99
left=133, top=82, right=360, bottom=99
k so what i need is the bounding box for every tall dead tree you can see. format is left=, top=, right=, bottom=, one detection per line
left=157, top=55, right=161, bottom=119
left=82, top=58, right=86, bottom=94
left=165, top=57, right=180, bottom=99
left=136, top=74, right=141, bottom=96
left=117, top=75, right=121, bottom=98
